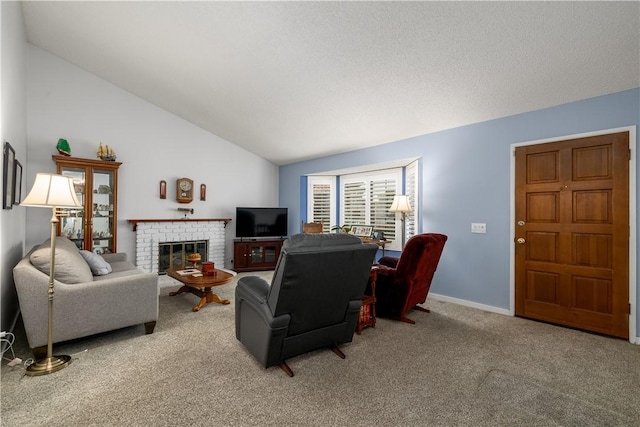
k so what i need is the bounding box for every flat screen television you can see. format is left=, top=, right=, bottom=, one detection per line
left=236, top=207, right=288, bottom=239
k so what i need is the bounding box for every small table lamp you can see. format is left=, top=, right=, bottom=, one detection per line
left=389, top=195, right=412, bottom=247
left=21, top=173, right=81, bottom=376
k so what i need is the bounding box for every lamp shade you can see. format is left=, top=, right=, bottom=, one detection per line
left=21, top=173, right=81, bottom=208
left=389, top=195, right=412, bottom=213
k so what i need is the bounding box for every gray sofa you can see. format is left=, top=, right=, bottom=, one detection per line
left=13, top=236, right=159, bottom=357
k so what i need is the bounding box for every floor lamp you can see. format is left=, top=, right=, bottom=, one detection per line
left=389, top=195, right=412, bottom=248
left=21, top=173, right=81, bottom=376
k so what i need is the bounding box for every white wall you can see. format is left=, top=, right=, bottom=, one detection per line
left=26, top=45, right=279, bottom=268
left=1, top=1, right=28, bottom=332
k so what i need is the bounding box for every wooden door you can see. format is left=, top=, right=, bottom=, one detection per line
left=515, top=132, right=630, bottom=338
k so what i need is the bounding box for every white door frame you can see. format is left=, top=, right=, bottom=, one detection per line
left=509, top=126, right=637, bottom=344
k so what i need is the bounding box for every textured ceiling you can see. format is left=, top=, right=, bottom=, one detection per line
left=21, top=1, right=640, bottom=165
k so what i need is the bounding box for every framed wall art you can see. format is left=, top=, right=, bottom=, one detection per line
left=3, top=141, right=15, bottom=209
left=13, top=159, right=22, bottom=205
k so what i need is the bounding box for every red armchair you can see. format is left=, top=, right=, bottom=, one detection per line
left=374, top=233, right=447, bottom=324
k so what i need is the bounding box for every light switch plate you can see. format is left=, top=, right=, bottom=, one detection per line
left=471, top=223, right=487, bottom=234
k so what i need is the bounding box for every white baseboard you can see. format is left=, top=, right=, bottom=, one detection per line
left=428, top=293, right=511, bottom=316
left=429, top=293, right=640, bottom=345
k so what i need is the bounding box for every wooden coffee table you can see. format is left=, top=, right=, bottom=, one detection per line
left=166, top=267, right=235, bottom=312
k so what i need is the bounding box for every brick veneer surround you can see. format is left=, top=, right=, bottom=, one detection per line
left=132, top=220, right=227, bottom=273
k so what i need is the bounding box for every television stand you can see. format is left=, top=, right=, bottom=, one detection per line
left=233, top=238, right=284, bottom=272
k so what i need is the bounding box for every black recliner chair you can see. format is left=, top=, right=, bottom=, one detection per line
left=235, top=233, right=378, bottom=377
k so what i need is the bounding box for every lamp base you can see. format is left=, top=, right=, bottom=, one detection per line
left=25, top=355, right=71, bottom=376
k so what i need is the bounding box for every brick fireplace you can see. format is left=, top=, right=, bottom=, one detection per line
left=128, top=218, right=230, bottom=273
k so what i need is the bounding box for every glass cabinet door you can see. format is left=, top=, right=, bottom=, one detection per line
left=60, top=168, right=86, bottom=249
left=91, top=169, right=115, bottom=254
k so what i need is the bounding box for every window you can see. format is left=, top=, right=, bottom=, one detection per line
left=341, top=170, right=402, bottom=250
left=404, top=160, right=418, bottom=242
left=306, top=159, right=419, bottom=251
left=307, top=176, right=335, bottom=233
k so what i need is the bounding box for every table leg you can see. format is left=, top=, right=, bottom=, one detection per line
left=169, top=285, right=190, bottom=297
left=192, top=288, right=230, bottom=312
left=206, top=292, right=230, bottom=305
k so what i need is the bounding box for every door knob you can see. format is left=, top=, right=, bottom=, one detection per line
left=517, top=220, right=525, bottom=226
left=516, top=238, right=525, bottom=244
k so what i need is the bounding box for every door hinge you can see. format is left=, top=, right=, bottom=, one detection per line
left=630, top=303, right=632, bottom=314
left=629, top=149, right=632, bottom=161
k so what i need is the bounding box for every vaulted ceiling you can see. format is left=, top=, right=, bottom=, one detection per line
left=21, top=2, right=640, bottom=165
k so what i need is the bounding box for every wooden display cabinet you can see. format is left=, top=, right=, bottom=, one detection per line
left=233, top=239, right=284, bottom=272
left=53, top=155, right=121, bottom=254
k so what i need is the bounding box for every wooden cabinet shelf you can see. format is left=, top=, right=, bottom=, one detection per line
left=233, top=239, right=284, bottom=272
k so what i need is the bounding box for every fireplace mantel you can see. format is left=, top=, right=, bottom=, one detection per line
left=128, top=218, right=231, bottom=231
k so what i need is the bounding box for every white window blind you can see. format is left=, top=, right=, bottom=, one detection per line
left=405, top=160, right=418, bottom=241
left=307, top=176, right=336, bottom=233
left=341, top=170, right=401, bottom=250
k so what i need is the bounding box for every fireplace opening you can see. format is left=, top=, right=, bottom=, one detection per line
left=158, top=240, right=208, bottom=274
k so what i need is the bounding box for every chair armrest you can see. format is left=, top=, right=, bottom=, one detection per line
left=101, top=252, right=127, bottom=263
left=375, top=264, right=397, bottom=277
left=237, top=276, right=270, bottom=302
left=377, top=256, right=399, bottom=268
left=236, top=276, right=289, bottom=329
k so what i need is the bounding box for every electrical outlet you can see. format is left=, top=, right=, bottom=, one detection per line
left=471, top=223, right=487, bottom=234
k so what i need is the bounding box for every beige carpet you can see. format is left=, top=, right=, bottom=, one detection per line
left=2, top=272, right=639, bottom=427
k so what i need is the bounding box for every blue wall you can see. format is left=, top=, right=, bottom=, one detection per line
left=280, top=88, right=640, bottom=333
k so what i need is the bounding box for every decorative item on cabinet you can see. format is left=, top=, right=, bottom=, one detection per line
left=159, top=180, right=166, bottom=199
left=200, top=184, right=206, bottom=201
left=96, top=143, right=116, bottom=161
left=56, top=138, right=71, bottom=156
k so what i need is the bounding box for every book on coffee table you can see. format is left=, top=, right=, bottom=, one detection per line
left=175, top=269, right=199, bottom=276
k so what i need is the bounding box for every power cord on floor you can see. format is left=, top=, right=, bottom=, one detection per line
left=1, top=332, right=33, bottom=368
left=2, top=332, right=89, bottom=373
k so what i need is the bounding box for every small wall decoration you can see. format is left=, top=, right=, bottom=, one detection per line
left=13, top=160, right=22, bottom=205
left=3, top=141, right=15, bottom=209
left=159, top=180, right=166, bottom=199
left=200, top=184, right=206, bottom=201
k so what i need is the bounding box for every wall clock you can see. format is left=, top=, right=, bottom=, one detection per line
left=176, top=178, right=194, bottom=203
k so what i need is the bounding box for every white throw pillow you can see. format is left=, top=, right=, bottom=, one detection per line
left=79, top=250, right=112, bottom=276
